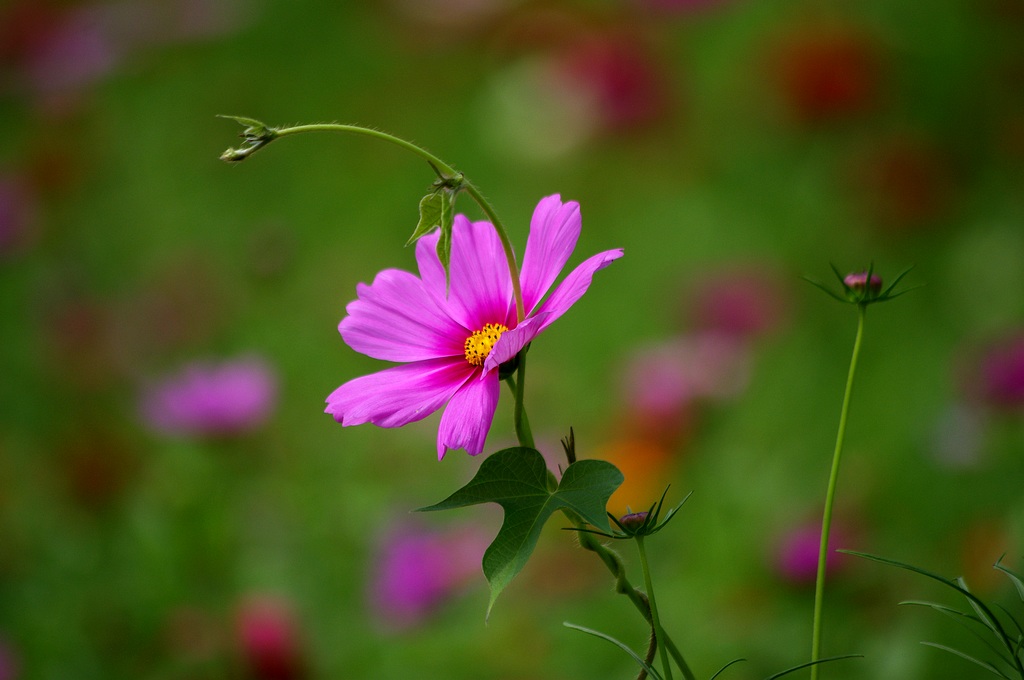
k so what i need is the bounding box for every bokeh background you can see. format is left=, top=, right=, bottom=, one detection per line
left=2, top=0, right=1023, bottom=678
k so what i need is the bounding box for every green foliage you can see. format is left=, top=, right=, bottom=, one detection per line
left=845, top=551, right=1024, bottom=678
left=409, top=190, right=455, bottom=288
left=419, top=447, right=623, bottom=617
left=563, top=621, right=662, bottom=680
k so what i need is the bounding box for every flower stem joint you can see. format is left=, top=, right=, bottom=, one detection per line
left=218, top=115, right=279, bottom=162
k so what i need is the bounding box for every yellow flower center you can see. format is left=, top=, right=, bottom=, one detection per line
left=464, top=323, right=509, bottom=366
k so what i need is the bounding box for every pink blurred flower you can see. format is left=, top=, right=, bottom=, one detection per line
left=775, top=522, right=849, bottom=585
left=369, top=521, right=488, bottom=630
left=325, top=195, right=622, bottom=459
left=975, top=332, right=1024, bottom=409
left=0, top=2, right=118, bottom=114
left=619, top=333, right=748, bottom=446
left=622, top=333, right=751, bottom=411
left=558, top=35, right=671, bottom=133
left=140, top=356, right=277, bottom=438
left=235, top=596, right=306, bottom=680
left=687, top=267, right=789, bottom=340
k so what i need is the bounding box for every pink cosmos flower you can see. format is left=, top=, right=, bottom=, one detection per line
left=325, top=194, right=623, bottom=459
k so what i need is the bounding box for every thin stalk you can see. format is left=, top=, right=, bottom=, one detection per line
left=636, top=536, right=678, bottom=680
left=810, top=306, right=866, bottom=679
left=563, top=509, right=696, bottom=679
left=513, top=351, right=535, bottom=449
left=260, top=123, right=527, bottom=322
left=502, top=369, right=535, bottom=451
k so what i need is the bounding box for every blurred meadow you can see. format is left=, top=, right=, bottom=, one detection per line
left=2, top=0, right=1024, bottom=678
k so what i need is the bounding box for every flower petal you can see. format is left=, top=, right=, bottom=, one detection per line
left=484, top=247, right=623, bottom=371
left=483, top=311, right=554, bottom=371
left=436, top=368, right=500, bottom=459
left=340, top=268, right=466, bottom=362
left=520, top=195, right=581, bottom=314
left=533, top=248, right=623, bottom=328
left=325, top=358, right=475, bottom=428
left=416, top=216, right=515, bottom=330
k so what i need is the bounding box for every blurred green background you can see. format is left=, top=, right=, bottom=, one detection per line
left=2, top=0, right=1023, bottom=678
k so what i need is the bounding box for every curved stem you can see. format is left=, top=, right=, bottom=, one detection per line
left=637, top=627, right=657, bottom=680
left=637, top=536, right=678, bottom=680
left=252, top=122, right=527, bottom=322
left=810, top=306, right=866, bottom=680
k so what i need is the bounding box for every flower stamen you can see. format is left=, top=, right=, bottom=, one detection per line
left=464, top=323, right=509, bottom=366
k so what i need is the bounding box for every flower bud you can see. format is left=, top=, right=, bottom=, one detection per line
left=618, top=511, right=649, bottom=532
left=843, top=271, right=882, bottom=294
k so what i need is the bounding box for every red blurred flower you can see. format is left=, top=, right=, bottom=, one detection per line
left=768, top=24, right=883, bottom=125
left=847, top=134, right=955, bottom=231
left=235, top=596, right=306, bottom=680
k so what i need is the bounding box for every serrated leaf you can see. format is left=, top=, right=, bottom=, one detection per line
left=419, top=447, right=622, bottom=616
left=563, top=622, right=662, bottom=680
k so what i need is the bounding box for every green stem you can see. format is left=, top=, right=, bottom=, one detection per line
left=513, top=350, right=535, bottom=449
left=636, top=536, right=677, bottom=680
left=810, top=305, right=866, bottom=679
left=564, top=510, right=696, bottom=680
left=502, top=369, right=535, bottom=451
left=239, top=122, right=528, bottom=322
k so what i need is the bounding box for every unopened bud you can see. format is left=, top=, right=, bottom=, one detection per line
left=843, top=272, right=882, bottom=294
left=618, top=511, right=649, bottom=532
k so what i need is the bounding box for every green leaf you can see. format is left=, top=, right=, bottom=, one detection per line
left=919, top=642, right=1014, bottom=679
left=844, top=551, right=1019, bottom=659
left=407, top=191, right=451, bottom=245
left=563, top=622, right=662, bottom=680
left=995, top=559, right=1024, bottom=603
left=408, top=190, right=455, bottom=290
left=901, top=600, right=1016, bottom=668
left=419, top=447, right=623, bottom=616
left=709, top=658, right=746, bottom=680
left=762, top=655, right=861, bottom=680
